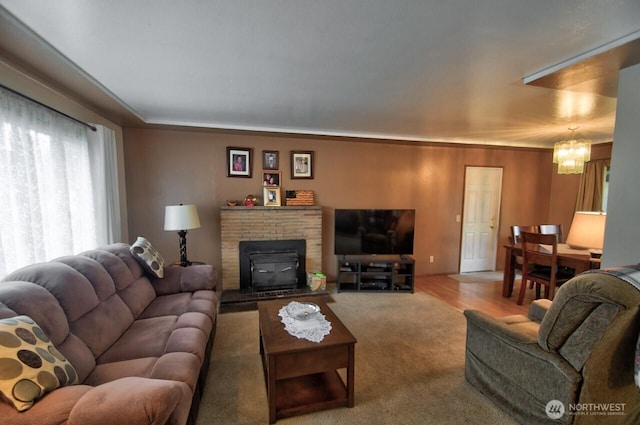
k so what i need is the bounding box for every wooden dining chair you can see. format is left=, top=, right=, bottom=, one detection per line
left=517, top=231, right=575, bottom=305
left=510, top=225, right=538, bottom=245
left=538, top=224, right=564, bottom=243
left=510, top=225, right=538, bottom=292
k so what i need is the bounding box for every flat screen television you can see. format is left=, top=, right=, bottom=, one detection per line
left=334, top=209, right=415, bottom=255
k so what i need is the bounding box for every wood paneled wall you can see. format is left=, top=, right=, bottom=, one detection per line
left=123, top=127, right=599, bottom=283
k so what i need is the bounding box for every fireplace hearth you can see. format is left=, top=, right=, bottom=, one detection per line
left=239, top=240, right=307, bottom=291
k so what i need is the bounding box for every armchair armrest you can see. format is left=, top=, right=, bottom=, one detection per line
left=465, top=309, right=540, bottom=345
left=528, top=298, right=552, bottom=323
left=151, top=264, right=216, bottom=295
left=464, top=309, right=580, bottom=381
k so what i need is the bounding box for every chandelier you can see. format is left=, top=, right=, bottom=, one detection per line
left=552, top=127, right=591, bottom=174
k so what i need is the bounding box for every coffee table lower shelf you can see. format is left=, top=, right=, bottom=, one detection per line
left=273, top=371, right=349, bottom=420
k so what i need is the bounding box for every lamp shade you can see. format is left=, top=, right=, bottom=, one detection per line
left=565, top=211, right=606, bottom=250
left=164, top=204, right=201, bottom=231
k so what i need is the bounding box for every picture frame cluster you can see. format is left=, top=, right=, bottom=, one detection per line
left=226, top=147, right=314, bottom=207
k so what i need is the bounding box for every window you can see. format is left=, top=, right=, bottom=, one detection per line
left=0, top=88, right=105, bottom=277
left=602, top=165, right=609, bottom=212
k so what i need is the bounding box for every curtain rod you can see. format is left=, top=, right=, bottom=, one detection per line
left=0, top=83, right=97, bottom=132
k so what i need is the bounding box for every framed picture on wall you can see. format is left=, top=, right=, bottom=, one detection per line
left=227, top=147, right=252, bottom=177
left=262, top=150, right=279, bottom=170
left=291, top=150, right=314, bottom=179
left=263, top=186, right=281, bottom=206
left=262, top=171, right=281, bottom=186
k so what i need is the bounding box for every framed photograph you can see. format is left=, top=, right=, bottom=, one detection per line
left=262, top=171, right=281, bottom=186
left=263, top=186, right=281, bottom=206
left=227, top=147, right=252, bottom=177
left=291, top=150, right=314, bottom=179
left=262, top=150, right=279, bottom=170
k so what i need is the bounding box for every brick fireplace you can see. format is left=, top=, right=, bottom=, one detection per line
left=220, top=206, right=322, bottom=290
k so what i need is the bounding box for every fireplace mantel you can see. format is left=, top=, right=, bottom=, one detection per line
left=220, top=206, right=320, bottom=211
left=220, top=206, right=322, bottom=290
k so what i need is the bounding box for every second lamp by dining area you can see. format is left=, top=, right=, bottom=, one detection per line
left=565, top=211, right=607, bottom=258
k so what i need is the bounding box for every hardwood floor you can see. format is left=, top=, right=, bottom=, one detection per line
left=414, top=273, right=534, bottom=317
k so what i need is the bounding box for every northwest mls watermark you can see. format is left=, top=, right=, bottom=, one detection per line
left=546, top=400, right=627, bottom=419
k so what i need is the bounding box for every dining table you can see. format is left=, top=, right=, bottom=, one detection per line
left=502, top=243, right=599, bottom=298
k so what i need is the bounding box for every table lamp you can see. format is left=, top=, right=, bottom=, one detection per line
left=164, top=204, right=201, bottom=266
left=565, top=211, right=606, bottom=258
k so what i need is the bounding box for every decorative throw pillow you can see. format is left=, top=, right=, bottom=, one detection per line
left=0, top=315, right=78, bottom=411
left=130, top=236, right=165, bottom=278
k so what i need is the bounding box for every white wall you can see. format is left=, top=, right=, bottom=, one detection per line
left=602, top=63, right=640, bottom=267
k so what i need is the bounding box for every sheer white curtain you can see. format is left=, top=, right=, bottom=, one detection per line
left=0, top=87, right=117, bottom=277
left=87, top=125, right=121, bottom=245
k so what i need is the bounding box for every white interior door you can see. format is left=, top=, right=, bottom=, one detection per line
left=459, top=167, right=503, bottom=273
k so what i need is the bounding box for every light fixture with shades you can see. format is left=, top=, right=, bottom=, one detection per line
left=552, top=127, right=591, bottom=174
left=164, top=204, right=201, bottom=266
left=565, top=211, right=606, bottom=257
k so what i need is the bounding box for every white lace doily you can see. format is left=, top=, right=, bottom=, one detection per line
left=278, top=301, right=332, bottom=343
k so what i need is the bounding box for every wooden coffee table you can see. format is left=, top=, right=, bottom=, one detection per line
left=258, top=296, right=356, bottom=424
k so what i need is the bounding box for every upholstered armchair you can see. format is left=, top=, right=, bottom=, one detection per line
left=464, top=271, right=640, bottom=425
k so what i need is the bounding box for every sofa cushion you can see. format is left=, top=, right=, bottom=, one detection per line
left=81, top=248, right=142, bottom=291
left=96, top=316, right=177, bottom=364
left=69, top=295, right=134, bottom=358
left=0, top=315, right=78, bottom=411
left=130, top=237, right=165, bottom=278
left=3, top=263, right=100, bottom=323
left=54, top=256, right=117, bottom=302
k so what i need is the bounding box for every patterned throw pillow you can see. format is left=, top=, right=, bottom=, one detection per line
left=0, top=315, right=78, bottom=411
left=130, top=236, right=165, bottom=278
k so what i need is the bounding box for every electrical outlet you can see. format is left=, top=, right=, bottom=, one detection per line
left=429, top=256, right=434, bottom=263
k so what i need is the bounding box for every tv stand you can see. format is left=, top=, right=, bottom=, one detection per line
left=337, top=255, right=414, bottom=293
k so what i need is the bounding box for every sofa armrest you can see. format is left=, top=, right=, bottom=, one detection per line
left=0, top=384, right=92, bottom=425
left=152, top=264, right=216, bottom=295
left=0, top=378, right=187, bottom=425
left=68, top=377, right=187, bottom=425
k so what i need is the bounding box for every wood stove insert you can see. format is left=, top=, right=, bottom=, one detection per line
left=239, top=240, right=307, bottom=291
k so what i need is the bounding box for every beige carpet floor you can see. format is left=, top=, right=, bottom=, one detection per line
left=196, top=291, right=517, bottom=425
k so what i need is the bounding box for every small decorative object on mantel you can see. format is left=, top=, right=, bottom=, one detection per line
left=285, top=190, right=314, bottom=206
left=226, top=200, right=238, bottom=206
left=243, top=194, right=258, bottom=206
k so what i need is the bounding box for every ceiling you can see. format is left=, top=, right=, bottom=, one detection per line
left=1, top=0, right=640, bottom=148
